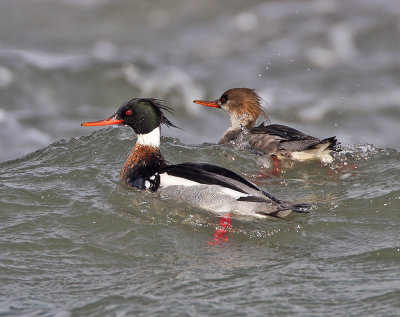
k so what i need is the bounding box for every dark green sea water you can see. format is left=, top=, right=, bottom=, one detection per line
left=1, top=128, right=399, bottom=316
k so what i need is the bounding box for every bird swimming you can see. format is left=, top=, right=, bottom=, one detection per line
left=193, top=88, right=340, bottom=163
left=82, top=98, right=308, bottom=219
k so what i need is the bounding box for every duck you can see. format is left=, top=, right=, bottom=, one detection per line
left=193, top=88, right=340, bottom=163
left=81, top=98, right=308, bottom=219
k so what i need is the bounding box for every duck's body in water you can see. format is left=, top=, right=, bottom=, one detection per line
left=82, top=98, right=308, bottom=219
left=194, top=88, right=340, bottom=164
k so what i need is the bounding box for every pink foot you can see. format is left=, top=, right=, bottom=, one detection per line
left=208, top=214, right=232, bottom=245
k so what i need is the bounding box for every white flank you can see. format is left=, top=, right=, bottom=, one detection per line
left=159, top=173, right=199, bottom=187
left=318, top=151, right=334, bottom=164
left=136, top=127, right=160, bottom=147
left=290, top=144, right=333, bottom=163
left=290, top=151, right=320, bottom=161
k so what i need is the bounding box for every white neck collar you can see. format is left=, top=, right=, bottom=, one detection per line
left=136, top=127, right=161, bottom=147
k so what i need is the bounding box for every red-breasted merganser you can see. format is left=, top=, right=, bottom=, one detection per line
left=81, top=98, right=308, bottom=219
left=193, top=88, right=340, bottom=163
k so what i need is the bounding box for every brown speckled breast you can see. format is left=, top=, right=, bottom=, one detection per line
left=121, top=145, right=166, bottom=187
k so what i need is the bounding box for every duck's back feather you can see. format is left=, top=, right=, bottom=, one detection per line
left=156, top=162, right=308, bottom=217
left=251, top=123, right=319, bottom=142
left=249, top=123, right=339, bottom=156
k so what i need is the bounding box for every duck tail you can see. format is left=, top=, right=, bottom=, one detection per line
left=320, top=136, right=341, bottom=152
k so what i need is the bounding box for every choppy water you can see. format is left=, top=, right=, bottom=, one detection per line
left=1, top=128, right=400, bottom=316
left=1, top=0, right=400, bottom=316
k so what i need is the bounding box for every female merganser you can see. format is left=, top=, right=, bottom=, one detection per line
left=81, top=98, right=308, bottom=219
left=193, top=88, right=339, bottom=163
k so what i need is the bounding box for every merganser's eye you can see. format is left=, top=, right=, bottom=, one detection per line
left=220, top=97, right=227, bottom=104
left=125, top=109, right=133, bottom=116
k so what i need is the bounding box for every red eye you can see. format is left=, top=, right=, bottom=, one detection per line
left=220, top=97, right=226, bottom=103
left=125, top=109, right=132, bottom=116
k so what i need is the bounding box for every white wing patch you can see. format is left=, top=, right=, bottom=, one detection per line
left=159, top=173, right=199, bottom=188
left=159, top=172, right=251, bottom=200
left=221, top=188, right=251, bottom=200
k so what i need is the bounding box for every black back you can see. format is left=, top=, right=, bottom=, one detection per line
left=250, top=123, right=319, bottom=141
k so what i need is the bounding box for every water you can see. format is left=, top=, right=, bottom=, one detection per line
left=1, top=0, right=400, bottom=316
left=1, top=128, right=400, bottom=316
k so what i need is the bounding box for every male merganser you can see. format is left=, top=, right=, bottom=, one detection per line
left=81, top=98, right=308, bottom=219
left=193, top=88, right=339, bottom=163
